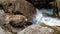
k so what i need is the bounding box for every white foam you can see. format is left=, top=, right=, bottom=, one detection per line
left=33, top=9, right=60, bottom=26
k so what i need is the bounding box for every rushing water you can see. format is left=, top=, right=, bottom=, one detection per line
left=32, top=9, right=60, bottom=26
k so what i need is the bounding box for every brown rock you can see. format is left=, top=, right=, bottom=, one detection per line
left=56, top=0, right=60, bottom=10
left=10, top=15, right=27, bottom=28
left=55, top=0, right=60, bottom=17
left=0, top=0, right=36, bottom=21
left=14, top=0, right=36, bottom=21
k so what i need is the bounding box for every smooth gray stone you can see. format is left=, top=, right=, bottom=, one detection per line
left=0, top=27, right=6, bottom=34
left=18, top=24, right=54, bottom=34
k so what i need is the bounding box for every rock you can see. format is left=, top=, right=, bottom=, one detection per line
left=0, top=10, right=5, bottom=26
left=56, top=0, right=60, bottom=18
left=14, top=0, right=36, bottom=21
left=0, top=27, right=6, bottom=34
left=0, top=0, right=36, bottom=21
left=57, top=0, right=60, bottom=10
left=18, top=24, right=54, bottom=34
left=9, top=15, right=27, bottom=28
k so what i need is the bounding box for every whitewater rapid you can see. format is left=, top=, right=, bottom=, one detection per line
left=33, top=9, right=60, bottom=26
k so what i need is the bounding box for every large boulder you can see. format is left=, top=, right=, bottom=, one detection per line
left=14, top=0, right=36, bottom=21
left=0, top=0, right=36, bottom=21
left=18, top=24, right=55, bottom=34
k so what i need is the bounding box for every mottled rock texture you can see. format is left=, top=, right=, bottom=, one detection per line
left=0, top=0, right=36, bottom=33
left=0, top=0, right=36, bottom=21
left=0, top=27, right=6, bottom=34
left=18, top=24, right=55, bottom=34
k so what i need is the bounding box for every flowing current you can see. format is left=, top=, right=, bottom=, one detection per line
left=33, top=9, right=60, bottom=26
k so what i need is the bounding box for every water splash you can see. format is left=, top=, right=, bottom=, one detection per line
left=33, top=9, right=60, bottom=26
left=33, top=9, right=43, bottom=24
